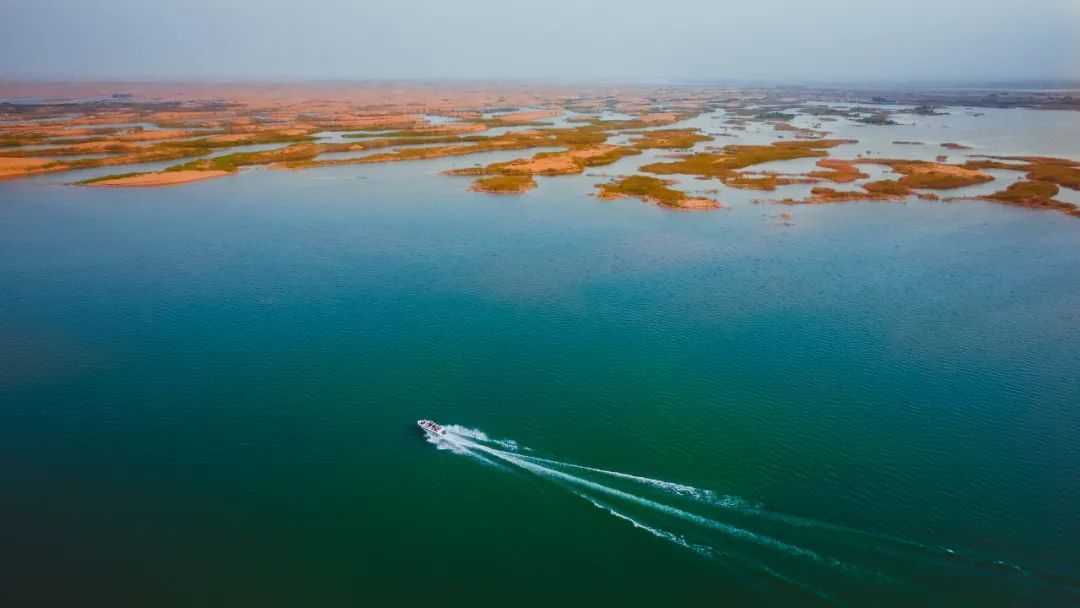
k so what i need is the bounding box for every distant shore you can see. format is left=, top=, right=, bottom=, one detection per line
left=1, top=82, right=1077, bottom=216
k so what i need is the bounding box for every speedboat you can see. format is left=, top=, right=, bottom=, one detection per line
left=417, top=420, right=445, bottom=436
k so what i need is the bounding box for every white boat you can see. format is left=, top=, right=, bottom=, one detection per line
left=417, top=419, right=445, bottom=436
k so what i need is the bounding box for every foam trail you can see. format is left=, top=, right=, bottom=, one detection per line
left=517, top=453, right=757, bottom=510
left=574, top=492, right=712, bottom=557
left=444, top=425, right=518, bottom=451
left=516, top=450, right=1013, bottom=574
left=445, top=427, right=955, bottom=572
left=425, top=430, right=512, bottom=471
left=516, top=450, right=921, bottom=556
left=443, top=425, right=490, bottom=441
left=426, top=430, right=471, bottom=455
left=574, top=492, right=846, bottom=606
left=460, top=438, right=871, bottom=579
left=438, top=426, right=1054, bottom=593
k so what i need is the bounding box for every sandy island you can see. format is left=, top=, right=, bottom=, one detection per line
left=497, top=110, right=560, bottom=122
left=83, top=170, right=231, bottom=187
left=0, top=157, right=60, bottom=179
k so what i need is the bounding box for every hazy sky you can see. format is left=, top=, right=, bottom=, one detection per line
left=2, top=0, right=1078, bottom=82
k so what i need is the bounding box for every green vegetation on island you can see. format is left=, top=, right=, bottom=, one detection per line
left=596, top=175, right=720, bottom=210
left=468, top=174, right=537, bottom=194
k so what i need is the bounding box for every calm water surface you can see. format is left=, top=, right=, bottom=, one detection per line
left=2, top=108, right=1080, bottom=606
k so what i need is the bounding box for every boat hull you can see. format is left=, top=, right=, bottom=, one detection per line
left=417, top=420, right=445, bottom=436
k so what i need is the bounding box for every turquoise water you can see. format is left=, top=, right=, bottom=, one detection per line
left=2, top=109, right=1080, bottom=606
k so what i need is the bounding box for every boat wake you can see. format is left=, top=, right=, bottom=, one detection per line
left=421, top=423, right=1079, bottom=606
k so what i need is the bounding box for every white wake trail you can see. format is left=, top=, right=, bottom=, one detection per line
left=443, top=425, right=518, bottom=451
left=574, top=492, right=713, bottom=557
left=457, top=437, right=872, bottom=579
left=426, top=430, right=472, bottom=455
left=443, top=427, right=935, bottom=566
left=517, top=453, right=757, bottom=510
left=513, top=448, right=1001, bottom=573
left=574, top=492, right=846, bottom=605
left=434, top=425, right=1052, bottom=596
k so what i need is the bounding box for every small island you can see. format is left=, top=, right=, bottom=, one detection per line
left=596, top=175, right=722, bottom=210
left=81, top=170, right=231, bottom=187
left=468, top=175, right=537, bottom=194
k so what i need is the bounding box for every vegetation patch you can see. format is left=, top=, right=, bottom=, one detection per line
left=978, top=181, right=1078, bottom=216
left=78, top=171, right=147, bottom=184
left=808, top=159, right=868, bottom=183
left=343, top=124, right=487, bottom=139
left=446, top=145, right=640, bottom=177
left=165, top=132, right=317, bottom=149
left=857, top=113, right=898, bottom=126
left=468, top=174, right=537, bottom=194
left=721, top=173, right=816, bottom=191
left=0, top=156, right=66, bottom=179
left=79, top=170, right=232, bottom=187
left=777, top=186, right=908, bottom=205
left=494, top=110, right=560, bottom=123
left=49, top=136, right=110, bottom=145
left=754, top=111, right=797, bottom=121
left=642, top=139, right=857, bottom=190
left=963, top=156, right=1080, bottom=190
left=862, top=180, right=913, bottom=196
left=166, top=143, right=323, bottom=172
left=723, top=174, right=783, bottom=190
left=0, top=137, right=43, bottom=148
left=1025, top=162, right=1080, bottom=190
left=859, top=160, right=994, bottom=189
left=596, top=175, right=721, bottom=210
left=912, top=105, right=945, bottom=116
left=963, top=159, right=1029, bottom=171
left=626, top=129, right=711, bottom=150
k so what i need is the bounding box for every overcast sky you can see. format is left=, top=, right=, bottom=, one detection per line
left=2, top=0, right=1078, bottom=83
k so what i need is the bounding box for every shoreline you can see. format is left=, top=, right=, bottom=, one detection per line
left=0, top=83, right=1077, bottom=216
left=81, top=170, right=231, bottom=187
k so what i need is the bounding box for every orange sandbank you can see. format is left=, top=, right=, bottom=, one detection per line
left=497, top=110, right=560, bottom=122
left=83, top=170, right=231, bottom=187
left=0, top=157, right=60, bottom=179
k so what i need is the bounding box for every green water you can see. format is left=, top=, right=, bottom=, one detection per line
left=2, top=108, right=1080, bottom=606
